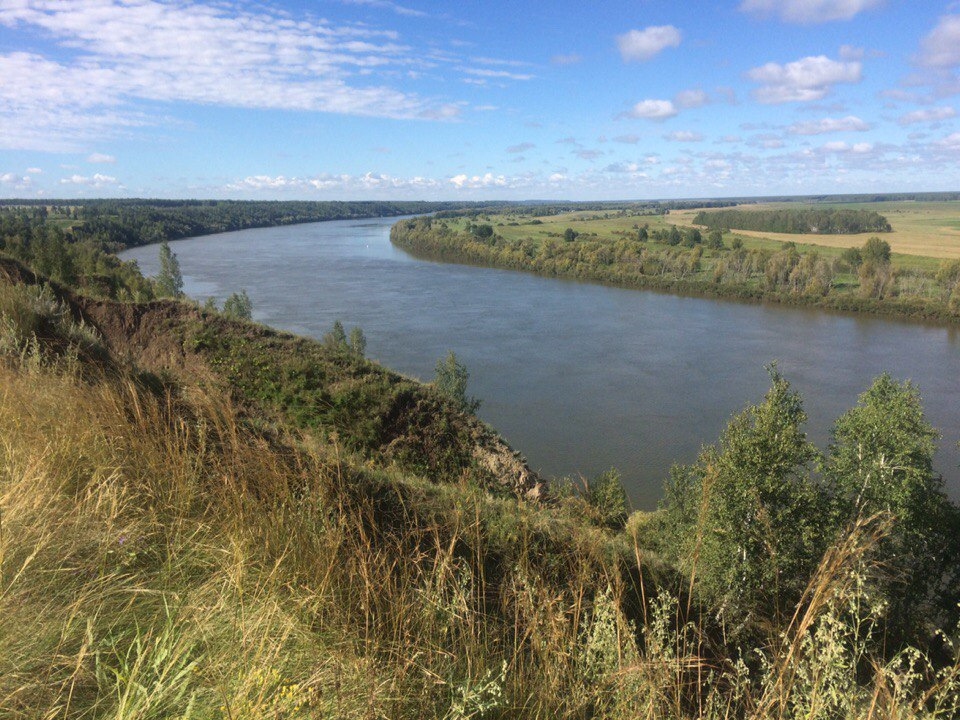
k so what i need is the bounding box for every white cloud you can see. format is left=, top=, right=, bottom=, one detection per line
left=0, top=172, right=32, bottom=189
left=674, top=88, right=709, bottom=109
left=621, top=99, right=677, bottom=120
left=461, top=67, right=533, bottom=81
left=616, top=25, right=681, bottom=62
left=787, top=115, right=870, bottom=134
left=935, top=132, right=960, bottom=149
left=59, top=173, right=118, bottom=187
left=551, top=53, right=582, bottom=65
left=86, top=152, right=116, bottom=163
left=739, top=0, right=881, bottom=23
left=664, top=130, right=703, bottom=142
left=898, top=106, right=956, bottom=125
left=25, top=167, right=42, bottom=174
left=747, top=55, right=862, bottom=103
left=0, top=0, right=463, bottom=151
left=613, top=134, right=641, bottom=144
left=818, top=140, right=873, bottom=153
left=917, top=15, right=960, bottom=68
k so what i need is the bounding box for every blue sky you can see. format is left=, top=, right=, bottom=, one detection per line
left=2, top=0, right=960, bottom=199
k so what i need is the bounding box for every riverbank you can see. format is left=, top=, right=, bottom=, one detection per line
left=390, top=215, right=960, bottom=325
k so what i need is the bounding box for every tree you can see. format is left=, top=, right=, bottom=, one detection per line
left=706, top=230, right=724, bottom=250
left=434, top=350, right=480, bottom=413
left=157, top=241, right=184, bottom=298
left=564, top=228, right=578, bottom=243
left=349, top=326, right=367, bottom=357
left=730, top=237, right=743, bottom=250
left=861, top=236, right=891, bottom=265
left=667, top=226, right=682, bottom=246
left=662, top=367, right=821, bottom=625
left=222, top=289, right=253, bottom=320
left=824, top=374, right=956, bottom=632
left=586, top=468, right=628, bottom=529
left=323, top=320, right=348, bottom=350
left=637, top=226, right=648, bottom=242
left=841, top=247, right=863, bottom=269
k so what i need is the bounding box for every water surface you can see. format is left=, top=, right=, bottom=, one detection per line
left=120, top=217, right=960, bottom=508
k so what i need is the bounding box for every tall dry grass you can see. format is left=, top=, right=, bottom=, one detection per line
left=1, top=283, right=959, bottom=719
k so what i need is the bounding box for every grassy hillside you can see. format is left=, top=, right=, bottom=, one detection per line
left=3, top=256, right=960, bottom=718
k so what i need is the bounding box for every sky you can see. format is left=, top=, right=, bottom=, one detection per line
left=2, top=0, right=960, bottom=200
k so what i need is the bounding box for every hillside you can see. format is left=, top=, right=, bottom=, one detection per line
left=3, top=256, right=960, bottom=718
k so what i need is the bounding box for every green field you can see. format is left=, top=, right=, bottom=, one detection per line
left=447, top=201, right=960, bottom=272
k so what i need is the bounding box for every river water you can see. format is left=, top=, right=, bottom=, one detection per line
left=120, top=216, right=960, bottom=508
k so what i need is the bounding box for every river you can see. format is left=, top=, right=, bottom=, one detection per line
left=119, top=216, right=960, bottom=508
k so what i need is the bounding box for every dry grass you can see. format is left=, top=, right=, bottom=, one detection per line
left=675, top=201, right=960, bottom=260
left=2, top=286, right=959, bottom=718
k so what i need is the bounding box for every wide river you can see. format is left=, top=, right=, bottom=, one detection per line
left=120, top=216, right=960, bottom=508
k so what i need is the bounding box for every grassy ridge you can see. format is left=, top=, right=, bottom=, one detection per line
left=3, top=273, right=960, bottom=717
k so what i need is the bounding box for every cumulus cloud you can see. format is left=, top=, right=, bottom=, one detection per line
left=747, top=55, right=862, bottom=103
left=615, top=25, right=681, bottom=62
left=898, top=106, right=956, bottom=125
left=620, top=99, right=677, bottom=120
left=0, top=172, right=32, bottom=189
left=59, top=173, right=118, bottom=187
left=86, top=152, right=116, bottom=163
left=0, top=0, right=464, bottom=151
left=664, top=130, right=704, bottom=142
left=917, top=15, right=960, bottom=68
left=739, top=0, right=881, bottom=23
left=787, top=115, right=870, bottom=134
left=25, top=167, right=42, bottom=174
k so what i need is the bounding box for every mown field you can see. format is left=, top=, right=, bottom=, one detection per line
left=679, top=201, right=960, bottom=263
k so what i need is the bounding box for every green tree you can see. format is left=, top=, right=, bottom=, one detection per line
left=841, top=247, right=863, bottom=269
left=824, top=374, right=957, bottom=631
left=434, top=350, right=480, bottom=413
left=637, top=226, right=648, bottom=242
left=157, top=241, right=184, bottom=298
left=222, top=289, right=253, bottom=320
left=706, top=230, right=724, bottom=250
left=861, top=236, right=891, bottom=265
left=349, top=326, right=367, bottom=357
left=662, top=367, right=821, bottom=625
left=667, top=226, right=682, bottom=246
left=563, top=228, right=578, bottom=243
left=586, top=468, right=628, bottom=529
left=323, top=320, right=348, bottom=351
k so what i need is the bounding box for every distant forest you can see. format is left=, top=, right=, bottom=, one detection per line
left=0, top=199, right=480, bottom=250
left=694, top=207, right=893, bottom=234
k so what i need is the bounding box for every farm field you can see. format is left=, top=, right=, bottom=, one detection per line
left=678, top=201, right=960, bottom=261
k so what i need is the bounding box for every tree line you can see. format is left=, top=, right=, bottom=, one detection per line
left=694, top=207, right=893, bottom=234
left=392, top=215, right=960, bottom=322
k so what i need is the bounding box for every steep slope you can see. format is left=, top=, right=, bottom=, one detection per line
left=0, top=256, right=543, bottom=498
